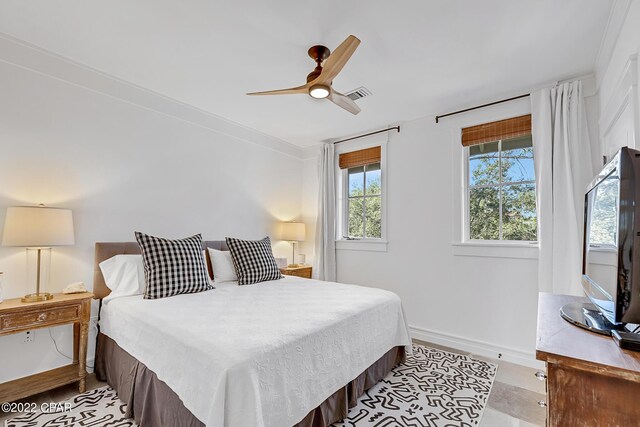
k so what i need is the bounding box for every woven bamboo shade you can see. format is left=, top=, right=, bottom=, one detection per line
left=339, top=146, right=381, bottom=169
left=461, top=114, right=531, bottom=147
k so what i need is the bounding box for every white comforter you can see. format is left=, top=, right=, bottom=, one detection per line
left=100, top=276, right=411, bottom=427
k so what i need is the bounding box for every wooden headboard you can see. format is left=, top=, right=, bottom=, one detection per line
left=93, top=240, right=228, bottom=299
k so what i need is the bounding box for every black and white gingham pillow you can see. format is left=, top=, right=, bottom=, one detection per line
left=225, top=237, right=283, bottom=285
left=135, top=232, right=213, bottom=299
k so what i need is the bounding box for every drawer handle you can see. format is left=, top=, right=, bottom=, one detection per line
left=38, top=313, right=47, bottom=321
left=534, top=371, right=547, bottom=380
left=537, top=400, right=547, bottom=408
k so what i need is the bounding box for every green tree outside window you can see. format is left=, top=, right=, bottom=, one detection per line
left=468, top=136, right=537, bottom=241
left=347, top=163, right=382, bottom=238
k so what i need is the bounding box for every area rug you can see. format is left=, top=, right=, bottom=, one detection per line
left=6, top=344, right=496, bottom=427
left=332, top=343, right=497, bottom=426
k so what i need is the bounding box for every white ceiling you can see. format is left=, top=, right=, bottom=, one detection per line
left=0, top=0, right=613, bottom=147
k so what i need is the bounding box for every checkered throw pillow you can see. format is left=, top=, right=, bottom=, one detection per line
left=225, top=237, right=283, bottom=285
left=135, top=232, right=213, bottom=299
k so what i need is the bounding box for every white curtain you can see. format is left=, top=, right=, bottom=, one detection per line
left=531, top=80, right=595, bottom=295
left=313, top=143, right=337, bottom=281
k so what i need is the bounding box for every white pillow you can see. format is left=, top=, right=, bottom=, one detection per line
left=214, top=281, right=239, bottom=289
left=99, top=255, right=146, bottom=302
left=208, top=248, right=238, bottom=283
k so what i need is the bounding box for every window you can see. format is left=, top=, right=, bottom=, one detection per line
left=347, top=163, right=381, bottom=238
left=338, top=145, right=384, bottom=241
left=464, top=115, right=537, bottom=241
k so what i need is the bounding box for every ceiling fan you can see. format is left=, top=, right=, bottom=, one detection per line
left=247, top=35, right=362, bottom=115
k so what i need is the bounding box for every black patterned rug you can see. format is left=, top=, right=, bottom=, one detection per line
left=333, top=344, right=497, bottom=426
left=7, top=344, right=496, bottom=427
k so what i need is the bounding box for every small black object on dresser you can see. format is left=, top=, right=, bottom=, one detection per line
left=612, top=330, right=640, bottom=352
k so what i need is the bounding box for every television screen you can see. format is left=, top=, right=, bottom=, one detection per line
left=583, top=168, right=620, bottom=324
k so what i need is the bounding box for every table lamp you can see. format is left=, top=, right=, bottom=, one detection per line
left=280, top=222, right=306, bottom=267
left=2, top=206, right=75, bottom=302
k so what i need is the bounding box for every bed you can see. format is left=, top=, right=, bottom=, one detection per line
left=93, top=241, right=411, bottom=427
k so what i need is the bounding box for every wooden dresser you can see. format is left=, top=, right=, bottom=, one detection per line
left=536, top=293, right=640, bottom=426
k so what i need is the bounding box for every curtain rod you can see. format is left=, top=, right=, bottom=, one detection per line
left=435, top=94, right=530, bottom=123
left=332, top=126, right=400, bottom=144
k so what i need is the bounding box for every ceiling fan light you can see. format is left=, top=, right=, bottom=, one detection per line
left=309, top=85, right=330, bottom=99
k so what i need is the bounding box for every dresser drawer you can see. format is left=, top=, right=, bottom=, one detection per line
left=0, top=305, right=80, bottom=331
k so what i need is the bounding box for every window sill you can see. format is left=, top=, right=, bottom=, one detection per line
left=336, top=239, right=388, bottom=252
left=452, top=242, right=539, bottom=259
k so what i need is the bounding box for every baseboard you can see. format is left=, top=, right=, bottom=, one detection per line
left=409, top=325, right=544, bottom=369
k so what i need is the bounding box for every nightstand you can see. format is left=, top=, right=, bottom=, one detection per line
left=0, top=292, right=93, bottom=403
left=280, top=265, right=312, bottom=279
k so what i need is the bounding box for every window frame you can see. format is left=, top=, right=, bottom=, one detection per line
left=335, top=138, right=388, bottom=252
left=464, top=137, right=538, bottom=244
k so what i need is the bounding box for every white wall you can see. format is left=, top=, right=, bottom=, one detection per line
left=597, top=0, right=640, bottom=158
left=598, top=0, right=640, bottom=113
left=0, top=40, right=304, bottom=382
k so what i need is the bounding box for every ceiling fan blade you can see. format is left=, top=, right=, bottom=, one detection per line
left=328, top=90, right=361, bottom=115
left=246, top=83, right=310, bottom=96
left=316, top=35, right=361, bottom=85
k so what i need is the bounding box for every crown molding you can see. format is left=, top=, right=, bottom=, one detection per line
left=0, top=32, right=305, bottom=160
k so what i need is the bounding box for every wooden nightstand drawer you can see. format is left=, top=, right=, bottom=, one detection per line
left=281, top=266, right=312, bottom=279
left=0, top=305, right=79, bottom=332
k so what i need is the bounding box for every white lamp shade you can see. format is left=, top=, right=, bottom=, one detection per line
left=2, top=206, right=75, bottom=247
left=280, top=222, right=306, bottom=242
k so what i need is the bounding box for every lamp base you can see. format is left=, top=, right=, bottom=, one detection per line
left=287, top=263, right=303, bottom=268
left=21, top=292, right=53, bottom=303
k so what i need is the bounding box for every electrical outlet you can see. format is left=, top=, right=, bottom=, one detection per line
left=24, top=330, right=35, bottom=343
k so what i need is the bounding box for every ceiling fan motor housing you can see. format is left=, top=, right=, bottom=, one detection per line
left=306, top=45, right=330, bottom=83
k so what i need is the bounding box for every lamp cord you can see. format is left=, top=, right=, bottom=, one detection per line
left=48, top=327, right=95, bottom=370
left=48, top=328, right=72, bottom=359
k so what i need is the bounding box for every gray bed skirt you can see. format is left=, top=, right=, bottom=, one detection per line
left=95, top=332, right=405, bottom=427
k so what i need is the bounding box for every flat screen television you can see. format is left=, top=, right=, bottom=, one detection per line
left=562, top=147, right=640, bottom=335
